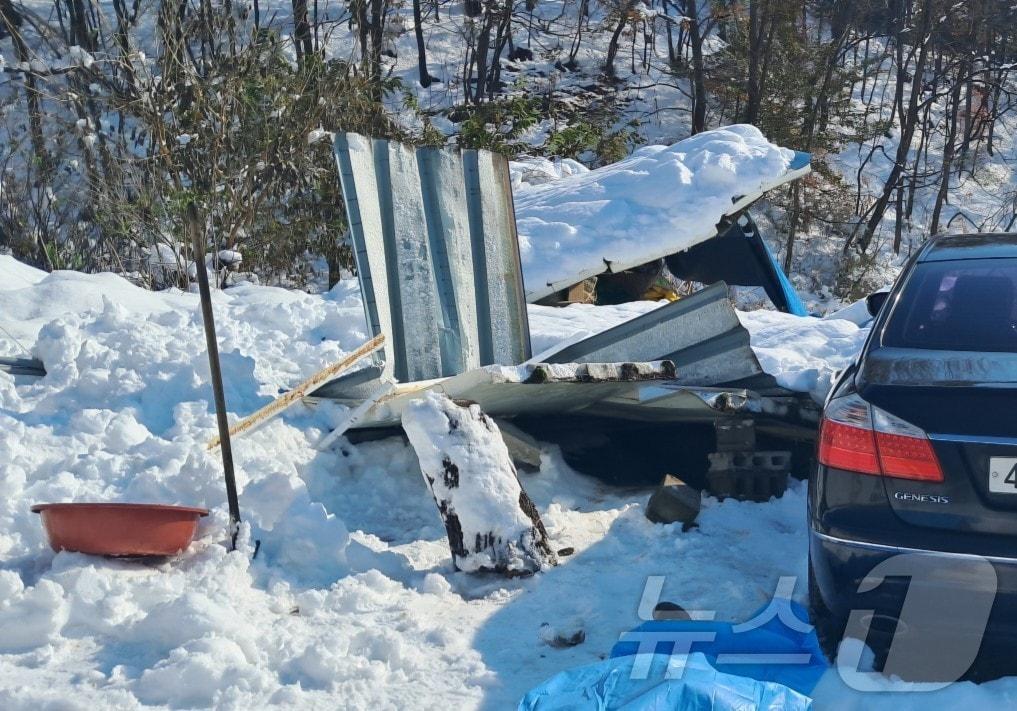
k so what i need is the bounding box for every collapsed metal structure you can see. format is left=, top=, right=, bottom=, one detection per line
left=312, top=134, right=821, bottom=484
left=2, top=132, right=820, bottom=501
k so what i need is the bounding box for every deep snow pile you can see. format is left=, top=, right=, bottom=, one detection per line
left=2, top=255, right=1016, bottom=709
left=513, top=125, right=801, bottom=296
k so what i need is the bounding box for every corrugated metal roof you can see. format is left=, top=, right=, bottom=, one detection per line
left=334, top=133, right=531, bottom=383
left=539, top=282, right=771, bottom=388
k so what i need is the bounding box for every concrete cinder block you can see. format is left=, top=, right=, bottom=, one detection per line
left=645, top=474, right=701, bottom=526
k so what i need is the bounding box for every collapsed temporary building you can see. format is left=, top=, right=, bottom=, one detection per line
left=0, top=127, right=819, bottom=501
left=310, top=128, right=819, bottom=500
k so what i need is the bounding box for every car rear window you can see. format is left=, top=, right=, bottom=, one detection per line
left=882, top=258, right=1017, bottom=352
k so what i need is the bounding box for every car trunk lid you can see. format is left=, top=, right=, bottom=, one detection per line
left=859, top=348, right=1017, bottom=536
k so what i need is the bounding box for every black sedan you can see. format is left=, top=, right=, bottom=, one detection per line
left=809, top=233, right=1017, bottom=681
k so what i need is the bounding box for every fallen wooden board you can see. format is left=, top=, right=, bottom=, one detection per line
left=314, top=380, right=396, bottom=451
left=206, top=334, right=385, bottom=450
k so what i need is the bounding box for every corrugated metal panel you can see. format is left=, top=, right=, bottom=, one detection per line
left=313, top=360, right=682, bottom=427
left=306, top=361, right=809, bottom=430
left=540, top=282, right=770, bottom=387
left=334, top=134, right=531, bottom=383
left=0, top=356, right=45, bottom=377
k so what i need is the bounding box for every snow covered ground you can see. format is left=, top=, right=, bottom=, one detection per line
left=2, top=255, right=1016, bottom=709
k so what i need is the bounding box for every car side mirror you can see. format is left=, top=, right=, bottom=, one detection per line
left=866, top=291, right=890, bottom=317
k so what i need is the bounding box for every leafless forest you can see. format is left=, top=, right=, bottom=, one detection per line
left=2, top=0, right=1016, bottom=294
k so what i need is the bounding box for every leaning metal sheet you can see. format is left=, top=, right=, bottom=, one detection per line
left=334, top=134, right=531, bottom=383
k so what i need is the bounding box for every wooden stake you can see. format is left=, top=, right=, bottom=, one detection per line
left=206, top=333, right=385, bottom=450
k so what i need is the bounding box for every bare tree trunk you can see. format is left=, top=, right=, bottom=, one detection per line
left=356, top=0, right=384, bottom=98
left=352, top=0, right=369, bottom=76
left=904, top=99, right=932, bottom=221
left=785, top=4, right=853, bottom=267
left=681, top=0, right=706, bottom=133
left=568, top=0, right=589, bottom=65
left=987, top=73, right=1003, bottom=156
left=0, top=0, right=49, bottom=176
left=487, top=3, right=512, bottom=100
left=473, top=12, right=492, bottom=101
left=604, top=4, right=630, bottom=78
left=931, top=66, right=965, bottom=235
left=292, top=0, right=314, bottom=64
left=893, top=181, right=903, bottom=253
left=744, top=0, right=769, bottom=124
left=413, top=0, right=432, bottom=86
left=852, top=0, right=934, bottom=254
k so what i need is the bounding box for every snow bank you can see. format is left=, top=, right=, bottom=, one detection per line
left=0, top=265, right=478, bottom=707
left=509, top=156, right=589, bottom=189
left=824, top=295, right=880, bottom=326
left=737, top=309, right=869, bottom=401
left=0, top=255, right=46, bottom=292
left=0, top=257, right=815, bottom=706
left=513, top=125, right=801, bottom=298
left=527, top=300, right=662, bottom=358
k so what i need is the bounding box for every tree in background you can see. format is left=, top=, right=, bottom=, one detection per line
left=5, top=0, right=1017, bottom=290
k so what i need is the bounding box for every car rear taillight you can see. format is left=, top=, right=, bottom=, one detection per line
left=818, top=394, right=944, bottom=482
left=872, top=408, right=944, bottom=481
left=818, top=396, right=880, bottom=475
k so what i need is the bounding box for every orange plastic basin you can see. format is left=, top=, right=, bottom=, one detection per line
left=31, top=503, right=209, bottom=557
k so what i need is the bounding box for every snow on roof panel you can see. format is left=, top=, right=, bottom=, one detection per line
left=513, top=125, right=811, bottom=302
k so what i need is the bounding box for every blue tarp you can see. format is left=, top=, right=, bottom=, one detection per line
left=518, top=652, right=813, bottom=710
left=519, top=601, right=828, bottom=710
left=758, top=237, right=809, bottom=317
left=665, top=214, right=809, bottom=317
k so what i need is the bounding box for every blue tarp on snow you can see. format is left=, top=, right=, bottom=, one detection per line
left=611, top=601, right=827, bottom=696
left=518, top=653, right=813, bottom=711
left=519, top=601, right=827, bottom=710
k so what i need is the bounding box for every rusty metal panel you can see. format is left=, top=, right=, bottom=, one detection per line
left=334, top=134, right=531, bottom=383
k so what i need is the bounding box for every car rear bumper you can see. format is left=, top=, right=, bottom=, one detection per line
left=810, top=529, right=1017, bottom=641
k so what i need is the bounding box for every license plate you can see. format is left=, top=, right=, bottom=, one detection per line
left=989, top=457, right=1017, bottom=494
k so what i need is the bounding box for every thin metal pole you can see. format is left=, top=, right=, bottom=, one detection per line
left=187, top=202, right=242, bottom=550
